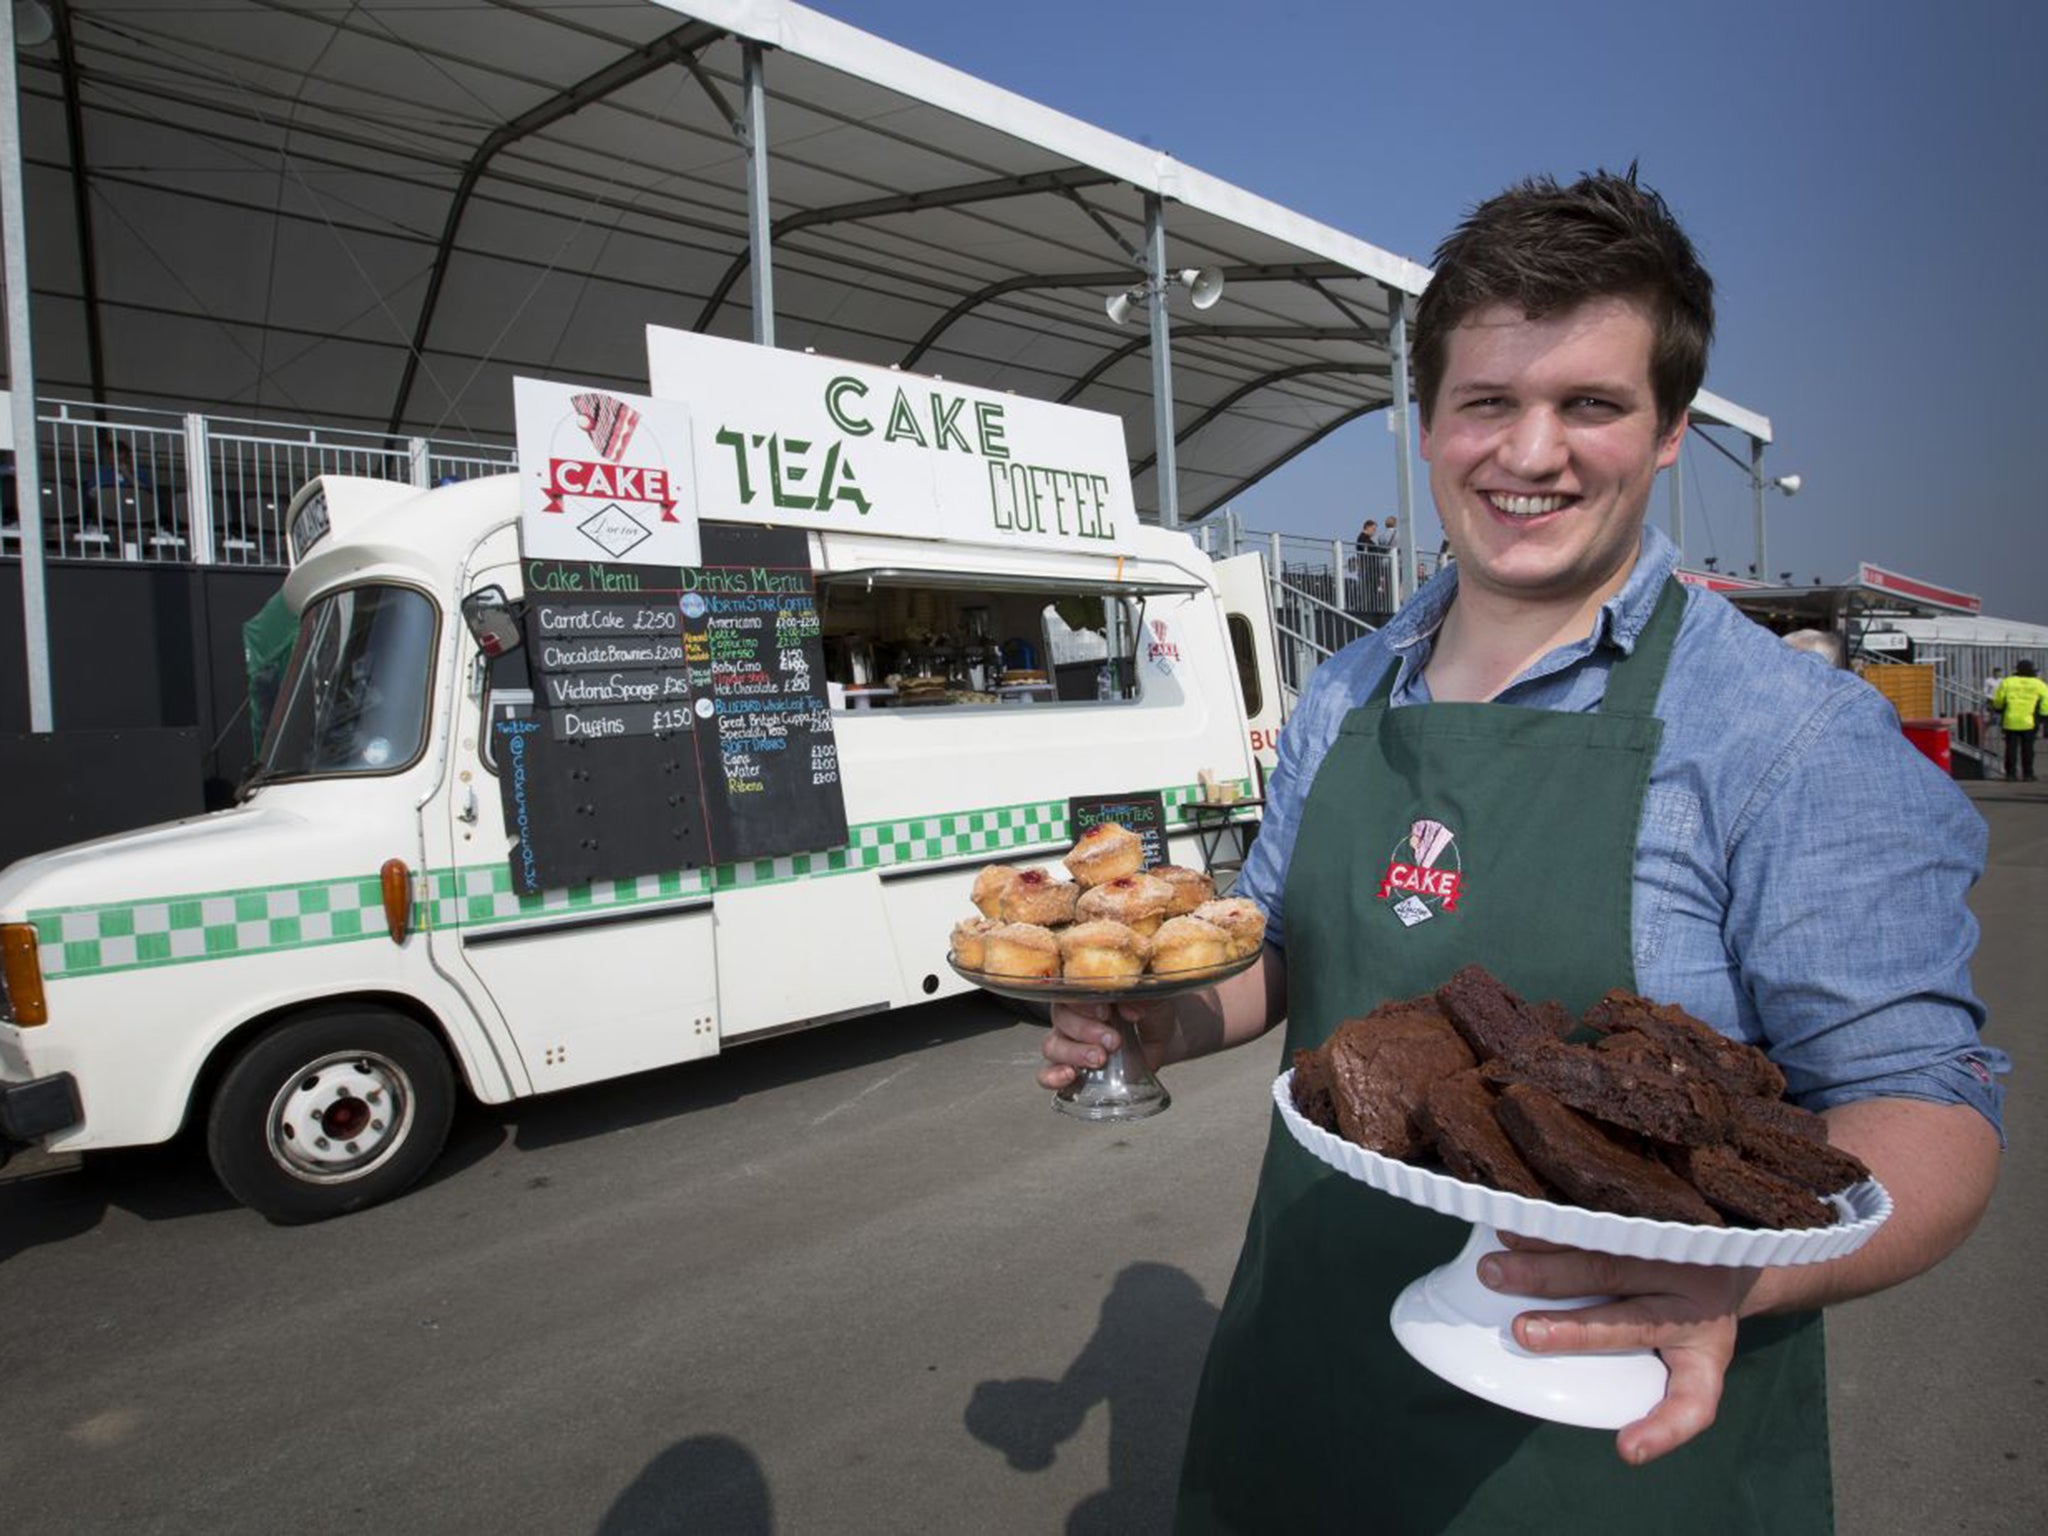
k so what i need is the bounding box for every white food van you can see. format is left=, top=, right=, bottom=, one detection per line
left=0, top=355, right=1282, bottom=1220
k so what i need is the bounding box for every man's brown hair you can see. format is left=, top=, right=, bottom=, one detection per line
left=1412, top=168, right=1715, bottom=434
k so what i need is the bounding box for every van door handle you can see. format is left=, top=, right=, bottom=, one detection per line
left=458, top=786, right=479, bottom=824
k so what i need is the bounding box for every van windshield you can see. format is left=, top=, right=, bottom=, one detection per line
left=259, top=585, right=438, bottom=779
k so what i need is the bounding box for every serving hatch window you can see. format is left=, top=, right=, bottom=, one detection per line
left=816, top=572, right=1146, bottom=708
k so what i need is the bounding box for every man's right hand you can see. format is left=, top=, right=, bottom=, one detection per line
left=1033, top=947, right=1287, bottom=1092
left=1037, top=999, right=1177, bottom=1091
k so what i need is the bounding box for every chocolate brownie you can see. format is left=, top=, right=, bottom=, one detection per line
left=1435, top=965, right=1560, bottom=1061
left=1728, top=1108, right=1871, bottom=1195
left=1672, top=1144, right=1836, bottom=1230
left=1290, top=1047, right=1337, bottom=1132
left=1494, top=1084, right=1724, bottom=1226
left=1484, top=1040, right=1732, bottom=1148
left=1584, top=990, right=1787, bottom=1100
left=1321, top=1008, right=1477, bottom=1159
left=1732, top=1093, right=1829, bottom=1144
left=1419, top=1070, right=1549, bottom=1199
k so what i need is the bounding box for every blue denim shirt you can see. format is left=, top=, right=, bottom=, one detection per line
left=1239, top=525, right=2008, bottom=1132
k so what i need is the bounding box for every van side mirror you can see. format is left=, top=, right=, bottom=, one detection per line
left=460, top=585, right=524, bottom=658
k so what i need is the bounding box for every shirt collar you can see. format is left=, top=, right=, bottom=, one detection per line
left=1381, top=523, right=1681, bottom=658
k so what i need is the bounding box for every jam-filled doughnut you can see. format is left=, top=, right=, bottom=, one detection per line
left=1191, top=896, right=1267, bottom=960
left=997, top=867, right=1081, bottom=926
left=1148, top=914, right=1233, bottom=976
left=951, top=916, right=1001, bottom=971
left=1064, top=821, right=1145, bottom=888
left=972, top=864, right=1021, bottom=920
left=1075, top=872, right=1174, bottom=938
left=1152, top=864, right=1216, bottom=916
left=983, top=922, right=1060, bottom=980
left=1057, top=919, right=1151, bottom=987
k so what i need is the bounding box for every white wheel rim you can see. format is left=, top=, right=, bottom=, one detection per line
left=263, top=1050, right=415, bottom=1185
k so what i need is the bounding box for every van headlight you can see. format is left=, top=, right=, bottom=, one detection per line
left=1, top=924, right=48, bottom=1026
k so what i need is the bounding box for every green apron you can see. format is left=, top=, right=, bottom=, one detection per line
left=1176, top=581, right=1830, bottom=1535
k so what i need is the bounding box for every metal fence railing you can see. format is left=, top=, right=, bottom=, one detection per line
left=1195, top=511, right=1449, bottom=710
left=0, top=400, right=517, bottom=569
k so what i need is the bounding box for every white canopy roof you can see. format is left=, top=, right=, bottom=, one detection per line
left=9, top=0, right=1768, bottom=521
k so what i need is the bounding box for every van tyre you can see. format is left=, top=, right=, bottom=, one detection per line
left=207, top=1010, right=455, bottom=1224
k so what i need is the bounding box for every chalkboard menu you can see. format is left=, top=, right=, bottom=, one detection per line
left=1068, top=791, right=1169, bottom=868
left=494, top=524, right=846, bottom=892
left=681, top=524, right=847, bottom=863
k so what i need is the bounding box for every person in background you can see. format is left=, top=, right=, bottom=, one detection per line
left=1378, top=514, right=1400, bottom=550
left=1354, top=516, right=1380, bottom=554
left=1041, top=168, right=2004, bottom=1534
left=1991, top=660, right=2048, bottom=781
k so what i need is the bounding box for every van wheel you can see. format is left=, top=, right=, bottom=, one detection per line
left=206, top=1009, right=455, bottom=1224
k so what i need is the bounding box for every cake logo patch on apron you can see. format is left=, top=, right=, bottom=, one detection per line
left=1376, top=817, right=1461, bottom=926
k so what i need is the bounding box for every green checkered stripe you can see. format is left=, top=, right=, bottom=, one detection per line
left=33, top=778, right=1253, bottom=980
left=33, top=875, right=389, bottom=981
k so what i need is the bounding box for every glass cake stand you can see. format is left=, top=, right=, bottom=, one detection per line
left=1272, top=1069, right=1893, bottom=1429
left=950, top=950, right=1259, bottom=1121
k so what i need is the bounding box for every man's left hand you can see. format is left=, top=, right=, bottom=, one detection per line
left=1478, top=1236, right=1761, bottom=1465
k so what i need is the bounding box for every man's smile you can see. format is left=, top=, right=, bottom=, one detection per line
left=1484, top=492, right=1575, bottom=519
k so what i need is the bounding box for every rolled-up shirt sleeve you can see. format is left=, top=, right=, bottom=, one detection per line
left=1722, top=681, right=2009, bottom=1136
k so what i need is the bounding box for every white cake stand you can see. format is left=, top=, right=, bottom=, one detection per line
left=1273, top=1070, right=1893, bottom=1430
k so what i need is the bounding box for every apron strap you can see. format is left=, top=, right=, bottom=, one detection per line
left=1599, top=576, right=1688, bottom=718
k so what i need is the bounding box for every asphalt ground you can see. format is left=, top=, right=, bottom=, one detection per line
left=0, top=785, right=2039, bottom=1534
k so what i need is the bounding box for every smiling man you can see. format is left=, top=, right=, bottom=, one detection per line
left=1042, top=170, right=2006, bottom=1533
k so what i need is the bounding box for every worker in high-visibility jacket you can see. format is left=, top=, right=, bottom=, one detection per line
left=1991, top=659, right=2048, bottom=781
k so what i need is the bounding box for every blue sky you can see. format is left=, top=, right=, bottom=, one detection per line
left=826, top=0, right=2046, bottom=623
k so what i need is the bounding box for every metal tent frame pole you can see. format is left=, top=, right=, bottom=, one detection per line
left=2, top=2, right=53, bottom=730
left=1750, top=436, right=1768, bottom=582
left=1669, top=439, right=1685, bottom=555
left=741, top=42, right=775, bottom=348
left=1145, top=194, right=1178, bottom=530
left=1383, top=283, right=1416, bottom=604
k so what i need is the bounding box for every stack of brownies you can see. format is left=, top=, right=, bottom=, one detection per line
left=1290, top=965, right=1871, bottom=1230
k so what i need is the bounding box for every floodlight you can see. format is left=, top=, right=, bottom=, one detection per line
left=12, top=2, right=52, bottom=48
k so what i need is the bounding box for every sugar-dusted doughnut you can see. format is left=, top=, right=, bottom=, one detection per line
left=1148, top=915, right=1233, bottom=977
left=1075, top=872, right=1174, bottom=938
left=972, top=864, right=1021, bottom=920
left=1191, top=897, right=1267, bottom=960
left=1056, top=919, right=1151, bottom=988
left=1152, top=864, right=1215, bottom=917
left=951, top=916, right=1001, bottom=971
left=1063, top=821, right=1145, bottom=888
left=998, top=867, right=1081, bottom=926
left=983, top=922, right=1060, bottom=980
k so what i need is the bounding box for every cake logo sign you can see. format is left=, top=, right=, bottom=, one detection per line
left=541, top=391, right=681, bottom=519
left=1377, top=817, right=1462, bottom=927
left=1146, top=618, right=1181, bottom=674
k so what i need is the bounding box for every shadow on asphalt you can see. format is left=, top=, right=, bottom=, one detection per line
left=597, top=1432, right=774, bottom=1535
left=1, top=991, right=1024, bottom=1258
left=967, top=1261, right=1217, bottom=1534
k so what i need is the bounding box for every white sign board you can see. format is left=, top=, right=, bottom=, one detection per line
left=645, top=327, right=1137, bottom=555
left=514, top=378, right=701, bottom=567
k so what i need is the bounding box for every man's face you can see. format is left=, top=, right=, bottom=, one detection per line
left=1421, top=296, right=1684, bottom=612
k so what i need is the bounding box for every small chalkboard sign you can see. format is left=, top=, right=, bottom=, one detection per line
left=1069, top=791, right=1169, bottom=868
